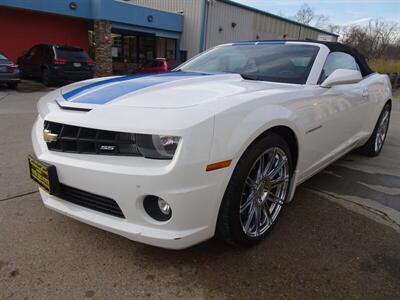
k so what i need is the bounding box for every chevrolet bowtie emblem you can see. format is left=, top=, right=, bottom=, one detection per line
left=43, top=129, right=58, bottom=143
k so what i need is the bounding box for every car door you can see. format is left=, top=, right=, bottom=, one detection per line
left=21, top=46, right=37, bottom=76
left=31, top=45, right=45, bottom=77
left=298, top=52, right=368, bottom=180
left=321, top=52, right=369, bottom=141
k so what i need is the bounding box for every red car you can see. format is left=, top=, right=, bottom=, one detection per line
left=133, top=58, right=181, bottom=74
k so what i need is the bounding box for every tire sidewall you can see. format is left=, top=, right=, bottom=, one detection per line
left=7, top=82, right=18, bottom=89
left=41, top=68, right=52, bottom=86
left=373, top=104, right=391, bottom=155
left=222, top=133, right=293, bottom=246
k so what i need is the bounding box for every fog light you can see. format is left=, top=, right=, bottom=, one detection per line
left=158, top=198, right=171, bottom=215
left=143, top=195, right=172, bottom=221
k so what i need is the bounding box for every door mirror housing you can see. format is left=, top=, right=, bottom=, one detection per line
left=321, top=69, right=362, bottom=88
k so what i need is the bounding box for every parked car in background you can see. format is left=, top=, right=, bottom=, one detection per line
left=0, top=52, right=20, bottom=89
left=132, top=58, right=182, bottom=74
left=133, top=58, right=168, bottom=74
left=18, top=44, right=94, bottom=86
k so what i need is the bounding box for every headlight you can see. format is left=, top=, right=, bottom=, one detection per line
left=136, top=134, right=181, bottom=159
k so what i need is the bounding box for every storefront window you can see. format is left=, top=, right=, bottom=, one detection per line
left=166, top=39, right=176, bottom=60
left=89, top=28, right=177, bottom=74
left=156, top=37, right=166, bottom=58
left=156, top=37, right=176, bottom=59
left=123, top=36, right=137, bottom=63
left=112, top=33, right=122, bottom=61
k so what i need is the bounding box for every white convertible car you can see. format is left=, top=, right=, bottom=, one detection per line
left=29, top=41, right=392, bottom=249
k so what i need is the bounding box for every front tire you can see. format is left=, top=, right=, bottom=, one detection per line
left=217, top=133, right=292, bottom=246
left=41, top=68, right=54, bottom=87
left=357, top=103, right=391, bottom=157
left=6, top=82, right=18, bottom=89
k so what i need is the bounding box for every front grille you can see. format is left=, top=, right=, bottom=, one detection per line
left=58, top=183, right=125, bottom=218
left=44, top=121, right=141, bottom=156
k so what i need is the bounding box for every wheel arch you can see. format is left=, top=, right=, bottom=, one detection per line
left=386, top=98, right=392, bottom=109
left=214, top=123, right=301, bottom=242
left=233, top=125, right=300, bottom=173
left=263, top=126, right=299, bottom=172
left=210, top=105, right=303, bottom=232
left=235, top=121, right=301, bottom=174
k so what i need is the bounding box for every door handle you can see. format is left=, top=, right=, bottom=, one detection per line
left=362, top=89, right=369, bottom=98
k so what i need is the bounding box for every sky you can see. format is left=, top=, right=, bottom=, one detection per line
left=233, top=0, right=400, bottom=27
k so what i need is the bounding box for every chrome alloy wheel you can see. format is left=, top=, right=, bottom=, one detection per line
left=239, top=147, right=290, bottom=237
left=375, top=109, right=389, bottom=153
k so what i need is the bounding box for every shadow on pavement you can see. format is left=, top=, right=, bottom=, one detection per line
left=305, top=164, right=400, bottom=211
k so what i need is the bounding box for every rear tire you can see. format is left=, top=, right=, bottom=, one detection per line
left=21, top=68, right=30, bottom=79
left=217, top=132, right=292, bottom=246
left=357, top=103, right=391, bottom=157
left=41, top=68, right=54, bottom=87
left=6, top=82, right=18, bottom=89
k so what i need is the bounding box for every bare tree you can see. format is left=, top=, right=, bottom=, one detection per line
left=293, top=4, right=400, bottom=61
left=294, top=4, right=314, bottom=25
left=294, top=4, right=330, bottom=29
left=326, top=24, right=341, bottom=35
left=314, top=14, right=329, bottom=28
left=340, top=19, right=400, bottom=60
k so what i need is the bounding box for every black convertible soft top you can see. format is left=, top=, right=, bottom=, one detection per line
left=245, top=40, right=374, bottom=77
left=310, top=41, right=374, bottom=76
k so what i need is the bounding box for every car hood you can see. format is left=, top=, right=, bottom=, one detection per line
left=58, top=71, right=301, bottom=110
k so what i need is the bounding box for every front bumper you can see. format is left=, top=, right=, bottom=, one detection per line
left=32, top=116, right=233, bottom=249
left=51, top=68, right=93, bottom=82
left=0, top=71, right=20, bottom=82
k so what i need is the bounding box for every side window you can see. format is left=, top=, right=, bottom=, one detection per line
left=45, top=46, right=54, bottom=60
left=35, top=46, right=44, bottom=60
left=26, top=46, right=37, bottom=59
left=320, top=52, right=359, bottom=83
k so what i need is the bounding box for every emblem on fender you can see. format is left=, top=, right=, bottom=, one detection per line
left=43, top=129, right=58, bottom=143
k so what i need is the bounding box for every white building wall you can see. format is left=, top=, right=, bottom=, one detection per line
left=206, top=0, right=336, bottom=49
left=121, top=0, right=337, bottom=59
left=125, top=0, right=203, bottom=59
left=205, top=0, right=254, bottom=49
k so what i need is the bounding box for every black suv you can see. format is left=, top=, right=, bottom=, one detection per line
left=18, top=44, right=94, bottom=86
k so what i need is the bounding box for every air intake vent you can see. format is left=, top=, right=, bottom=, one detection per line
left=58, top=183, right=125, bottom=218
left=44, top=121, right=141, bottom=156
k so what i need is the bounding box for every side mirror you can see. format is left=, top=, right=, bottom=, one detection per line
left=321, top=69, right=362, bottom=88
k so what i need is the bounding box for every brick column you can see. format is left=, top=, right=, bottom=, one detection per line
left=94, top=20, right=112, bottom=77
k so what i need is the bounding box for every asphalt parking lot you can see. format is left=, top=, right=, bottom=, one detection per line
left=1, top=81, right=399, bottom=299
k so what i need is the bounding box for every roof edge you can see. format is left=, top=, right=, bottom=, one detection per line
left=217, top=0, right=339, bottom=37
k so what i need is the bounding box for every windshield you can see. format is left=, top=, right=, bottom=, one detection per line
left=179, top=43, right=319, bottom=84
left=56, top=48, right=89, bottom=61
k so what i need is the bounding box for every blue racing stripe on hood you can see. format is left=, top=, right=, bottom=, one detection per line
left=62, top=73, right=154, bottom=100
left=62, top=71, right=213, bottom=105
